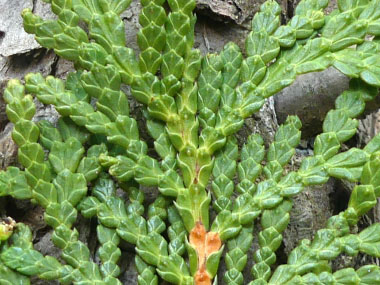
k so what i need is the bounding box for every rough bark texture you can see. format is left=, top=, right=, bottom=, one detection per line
left=1, top=0, right=379, bottom=284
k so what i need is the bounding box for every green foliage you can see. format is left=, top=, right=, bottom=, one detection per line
left=1, top=0, right=380, bottom=284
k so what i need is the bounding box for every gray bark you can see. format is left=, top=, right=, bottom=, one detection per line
left=274, top=68, right=380, bottom=138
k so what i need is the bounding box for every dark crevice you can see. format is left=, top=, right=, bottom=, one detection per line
left=195, top=2, right=240, bottom=25
left=34, top=226, right=51, bottom=243
left=8, top=48, right=47, bottom=69
left=0, top=31, right=5, bottom=45
left=329, top=180, right=350, bottom=215
left=287, top=0, right=295, bottom=19
left=274, top=241, right=288, bottom=266
left=32, top=0, right=37, bottom=13
left=49, top=55, right=59, bottom=76
left=280, top=12, right=287, bottom=25
left=4, top=198, right=27, bottom=221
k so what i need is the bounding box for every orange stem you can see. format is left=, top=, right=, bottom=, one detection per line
left=189, top=222, right=222, bottom=285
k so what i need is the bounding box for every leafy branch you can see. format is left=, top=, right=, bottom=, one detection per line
left=0, top=0, right=380, bottom=284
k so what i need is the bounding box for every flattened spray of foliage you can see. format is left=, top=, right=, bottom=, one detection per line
left=1, top=0, right=380, bottom=284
